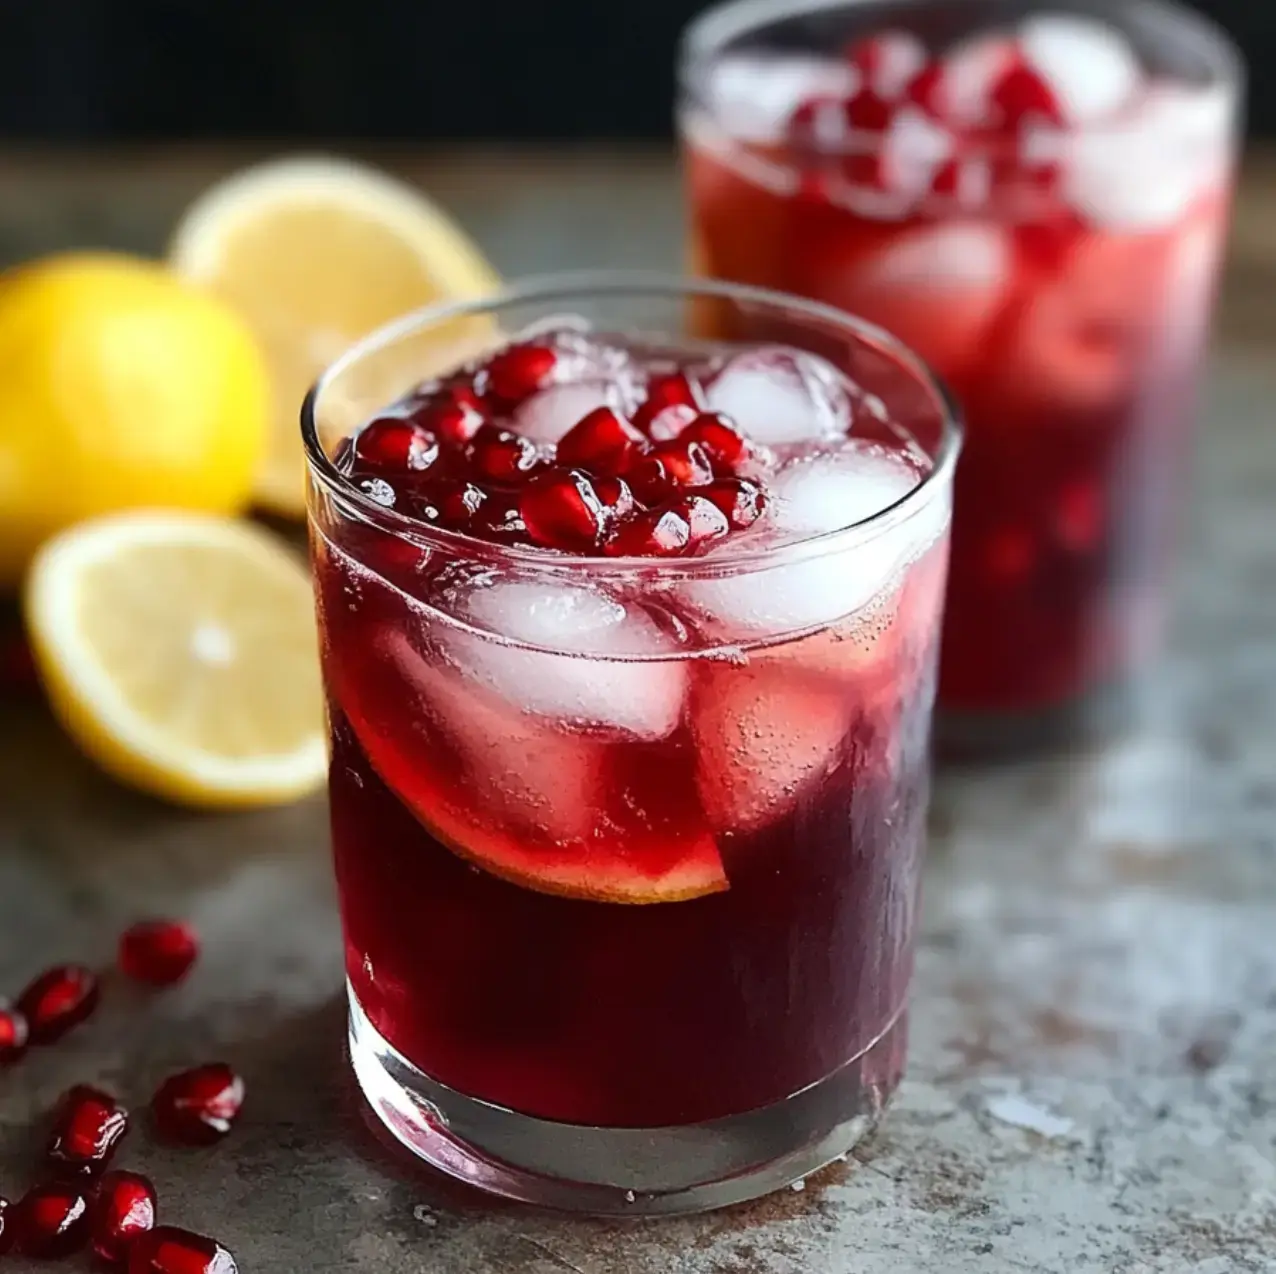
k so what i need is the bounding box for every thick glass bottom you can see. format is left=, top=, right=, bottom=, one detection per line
left=348, top=988, right=905, bottom=1216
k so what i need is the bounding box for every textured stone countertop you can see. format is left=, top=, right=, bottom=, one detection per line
left=2, top=150, right=1276, bottom=1273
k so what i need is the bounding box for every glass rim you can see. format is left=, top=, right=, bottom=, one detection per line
left=678, top=0, right=1243, bottom=160
left=301, top=270, right=963, bottom=581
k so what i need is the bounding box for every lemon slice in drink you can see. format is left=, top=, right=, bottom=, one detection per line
left=24, top=511, right=326, bottom=808
left=169, top=156, right=502, bottom=518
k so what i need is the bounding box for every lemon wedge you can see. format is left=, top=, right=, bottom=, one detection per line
left=168, top=156, right=501, bottom=518
left=25, top=511, right=326, bottom=808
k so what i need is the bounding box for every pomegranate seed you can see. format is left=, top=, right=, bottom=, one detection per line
left=845, top=86, right=895, bottom=133
left=520, top=469, right=609, bottom=552
left=680, top=413, right=748, bottom=472
left=845, top=30, right=927, bottom=97
left=465, top=424, right=541, bottom=485
left=468, top=493, right=527, bottom=544
left=485, top=343, right=558, bottom=404
left=151, top=1063, right=245, bottom=1145
left=91, top=1171, right=157, bottom=1265
left=990, top=62, right=1063, bottom=130
left=632, top=372, right=702, bottom=433
left=127, top=1226, right=237, bottom=1274
left=788, top=95, right=854, bottom=154
left=0, top=1196, right=12, bottom=1254
left=700, top=478, right=767, bottom=531
left=48, top=1084, right=129, bottom=1177
left=119, top=919, right=199, bottom=987
left=652, top=440, right=715, bottom=488
left=17, top=964, right=99, bottom=1044
left=13, top=1181, right=90, bottom=1258
left=413, top=384, right=489, bottom=445
left=352, top=416, right=436, bottom=472
left=0, top=1001, right=29, bottom=1065
left=412, top=480, right=487, bottom=530
left=677, top=494, right=731, bottom=549
left=555, top=407, right=647, bottom=476
left=606, top=507, right=692, bottom=558
left=355, top=476, right=398, bottom=508
left=906, top=62, right=946, bottom=116
left=592, top=476, right=636, bottom=520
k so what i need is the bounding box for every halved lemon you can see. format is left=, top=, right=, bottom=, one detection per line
left=24, top=511, right=326, bottom=808
left=168, top=156, right=502, bottom=517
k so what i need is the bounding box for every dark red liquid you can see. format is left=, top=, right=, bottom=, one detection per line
left=315, top=527, right=946, bottom=1128
left=685, top=97, right=1231, bottom=715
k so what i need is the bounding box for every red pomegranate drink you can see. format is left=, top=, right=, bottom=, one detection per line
left=304, top=277, right=958, bottom=1213
left=681, top=0, right=1240, bottom=747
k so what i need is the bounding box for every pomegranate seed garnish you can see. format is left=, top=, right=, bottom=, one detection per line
left=468, top=494, right=527, bottom=544
left=700, top=478, right=768, bottom=531
left=119, top=919, right=199, bottom=987
left=151, top=1063, right=245, bottom=1145
left=652, top=440, right=715, bottom=488
left=91, top=1171, right=157, bottom=1265
left=0, top=1196, right=12, bottom=1254
left=788, top=95, right=854, bottom=154
left=555, top=407, right=647, bottom=476
left=48, top=1084, right=129, bottom=1177
left=520, top=469, right=609, bottom=552
left=632, top=372, right=702, bottom=433
left=13, top=1181, right=90, bottom=1258
left=606, top=507, right=692, bottom=558
left=677, top=494, right=731, bottom=550
left=352, top=417, right=436, bottom=472
left=413, top=480, right=487, bottom=530
left=680, top=413, right=748, bottom=473
left=0, top=1001, right=29, bottom=1065
left=846, top=30, right=927, bottom=97
left=845, top=86, right=895, bottom=134
left=465, top=424, right=541, bottom=485
left=592, top=476, right=636, bottom=520
left=990, top=62, right=1063, bottom=130
left=127, top=1226, right=237, bottom=1274
left=906, top=62, right=946, bottom=117
left=17, top=964, right=100, bottom=1044
left=355, top=476, right=398, bottom=508
left=485, top=343, right=558, bottom=404
left=413, top=384, right=489, bottom=446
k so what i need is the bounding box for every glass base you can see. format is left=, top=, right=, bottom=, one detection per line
left=936, top=676, right=1143, bottom=762
left=348, top=989, right=904, bottom=1216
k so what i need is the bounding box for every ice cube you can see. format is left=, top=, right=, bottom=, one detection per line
left=692, top=663, right=852, bottom=833
left=681, top=442, right=929, bottom=637
left=939, top=35, right=1020, bottom=127
left=831, top=224, right=1011, bottom=377
left=514, top=380, right=631, bottom=444
left=1021, top=14, right=1141, bottom=124
left=880, top=106, right=954, bottom=200
left=703, top=347, right=851, bottom=446
left=443, top=578, right=686, bottom=740
left=706, top=54, right=859, bottom=143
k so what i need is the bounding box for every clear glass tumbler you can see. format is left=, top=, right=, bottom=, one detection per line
left=680, top=0, right=1241, bottom=750
left=304, top=274, right=959, bottom=1213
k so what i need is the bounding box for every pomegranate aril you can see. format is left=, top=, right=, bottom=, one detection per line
left=127, top=1226, right=237, bottom=1274
left=413, top=384, right=489, bottom=445
left=485, top=343, right=558, bottom=404
left=555, top=407, right=646, bottom=476
left=413, top=480, right=487, bottom=530
left=119, top=919, right=199, bottom=987
left=593, top=476, right=636, bottom=520
left=0, top=1001, right=29, bottom=1064
left=789, top=95, right=854, bottom=154
left=465, top=424, right=541, bottom=485
left=355, top=476, right=398, bottom=508
left=352, top=417, right=436, bottom=472
left=17, top=964, right=100, bottom=1044
left=633, top=372, right=702, bottom=433
left=651, top=440, right=714, bottom=488
left=678, top=494, right=731, bottom=550
left=846, top=30, right=928, bottom=98
left=845, top=86, right=896, bottom=134
left=14, top=1181, right=90, bottom=1258
left=520, top=469, right=609, bottom=552
left=680, top=413, right=748, bottom=473
left=990, top=61, right=1063, bottom=130
left=0, top=1196, right=12, bottom=1254
left=468, top=494, right=527, bottom=545
left=91, top=1171, right=156, bottom=1265
left=700, top=478, right=768, bottom=531
left=151, top=1063, right=245, bottom=1145
left=48, top=1084, right=129, bottom=1177
left=606, top=507, right=692, bottom=558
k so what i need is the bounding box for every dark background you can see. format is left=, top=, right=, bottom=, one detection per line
left=0, top=0, right=1267, bottom=142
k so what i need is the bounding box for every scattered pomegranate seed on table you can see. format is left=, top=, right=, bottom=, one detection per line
left=17, top=964, right=100, bottom=1044
left=46, top=1083, right=130, bottom=1178
left=126, top=1225, right=237, bottom=1274
left=151, top=1063, right=245, bottom=1145
left=12, top=1180, right=91, bottom=1258
left=0, top=1001, right=29, bottom=1065
left=91, top=1170, right=158, bottom=1265
left=119, top=919, right=201, bottom=987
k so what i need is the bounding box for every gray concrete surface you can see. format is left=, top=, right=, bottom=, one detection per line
left=1, top=154, right=1275, bottom=1271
